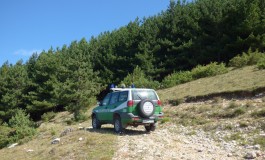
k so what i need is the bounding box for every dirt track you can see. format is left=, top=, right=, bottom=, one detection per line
left=112, top=123, right=264, bottom=160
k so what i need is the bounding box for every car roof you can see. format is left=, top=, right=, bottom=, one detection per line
left=110, top=88, right=155, bottom=92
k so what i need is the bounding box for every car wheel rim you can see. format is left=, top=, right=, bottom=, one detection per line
left=143, top=102, right=154, bottom=115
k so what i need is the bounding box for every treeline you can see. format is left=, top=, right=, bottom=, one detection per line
left=1, top=0, right=265, bottom=123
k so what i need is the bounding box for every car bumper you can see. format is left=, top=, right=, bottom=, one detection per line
left=120, top=112, right=164, bottom=126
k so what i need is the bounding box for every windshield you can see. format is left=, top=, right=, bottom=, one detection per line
left=132, top=90, right=158, bottom=100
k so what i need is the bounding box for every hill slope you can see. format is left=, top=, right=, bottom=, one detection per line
left=158, top=66, right=265, bottom=102
left=0, top=66, right=265, bottom=159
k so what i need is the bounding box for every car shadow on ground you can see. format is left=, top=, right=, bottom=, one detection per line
left=86, top=127, right=149, bottom=136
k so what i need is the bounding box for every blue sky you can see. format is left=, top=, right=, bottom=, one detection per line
left=0, top=0, right=170, bottom=66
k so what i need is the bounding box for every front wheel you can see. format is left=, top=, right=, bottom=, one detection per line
left=114, top=116, right=124, bottom=133
left=145, top=123, right=156, bottom=132
left=92, top=115, right=101, bottom=129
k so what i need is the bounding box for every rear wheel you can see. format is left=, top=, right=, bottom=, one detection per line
left=114, top=116, right=124, bottom=133
left=145, top=123, right=156, bottom=132
left=92, top=115, right=101, bottom=129
left=138, top=99, right=155, bottom=118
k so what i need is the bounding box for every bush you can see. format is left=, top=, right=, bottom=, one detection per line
left=41, top=111, right=56, bottom=122
left=162, top=71, right=193, bottom=88
left=121, top=66, right=160, bottom=89
left=229, top=49, right=265, bottom=68
left=257, top=57, right=265, bottom=70
left=191, top=62, right=228, bottom=79
left=161, top=62, right=228, bottom=89
left=0, top=125, right=13, bottom=148
left=8, top=109, right=36, bottom=144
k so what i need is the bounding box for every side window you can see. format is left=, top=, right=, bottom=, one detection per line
left=119, top=91, right=128, bottom=102
left=102, top=93, right=111, bottom=106
left=109, top=92, right=119, bottom=105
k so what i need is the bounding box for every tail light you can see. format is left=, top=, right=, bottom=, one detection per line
left=127, top=100, right=134, bottom=107
left=157, top=100, right=162, bottom=106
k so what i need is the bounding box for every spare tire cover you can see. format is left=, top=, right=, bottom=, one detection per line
left=138, top=99, right=155, bottom=118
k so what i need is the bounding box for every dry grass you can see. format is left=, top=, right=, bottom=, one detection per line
left=158, top=66, right=265, bottom=102
left=0, top=111, right=117, bottom=160
left=163, top=97, right=265, bottom=147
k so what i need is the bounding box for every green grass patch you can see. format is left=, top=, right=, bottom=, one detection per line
left=253, top=136, right=265, bottom=149
left=251, top=109, right=265, bottom=118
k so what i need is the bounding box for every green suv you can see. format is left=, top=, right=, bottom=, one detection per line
left=92, top=88, right=163, bottom=133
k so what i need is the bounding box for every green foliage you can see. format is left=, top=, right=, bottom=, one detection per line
left=253, top=136, right=265, bottom=148
left=8, top=109, right=36, bottom=143
left=257, top=56, right=265, bottom=69
left=0, top=125, right=13, bottom=148
left=1, top=0, right=265, bottom=127
left=41, top=111, right=56, bottom=122
left=229, top=49, right=265, bottom=68
left=191, top=62, right=228, bottom=79
left=0, top=109, right=36, bottom=148
left=121, top=66, right=160, bottom=89
left=161, top=62, right=228, bottom=88
left=162, top=71, right=193, bottom=88
left=160, top=117, right=171, bottom=124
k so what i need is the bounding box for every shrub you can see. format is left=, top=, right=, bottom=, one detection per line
left=41, top=111, right=56, bottom=122
left=239, top=121, right=248, bottom=128
left=161, top=117, right=171, bottom=124
left=168, top=98, right=185, bottom=106
left=162, top=71, right=193, bottom=88
left=0, top=125, right=13, bottom=148
left=8, top=109, right=36, bottom=143
left=257, top=57, right=265, bottom=70
left=191, top=62, right=228, bottom=79
left=227, top=101, right=240, bottom=109
left=121, top=66, right=160, bottom=89
left=229, top=49, right=265, bottom=68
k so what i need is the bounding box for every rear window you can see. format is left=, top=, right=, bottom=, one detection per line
left=132, top=90, right=158, bottom=100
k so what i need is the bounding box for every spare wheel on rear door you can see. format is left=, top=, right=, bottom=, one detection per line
left=138, top=99, right=155, bottom=118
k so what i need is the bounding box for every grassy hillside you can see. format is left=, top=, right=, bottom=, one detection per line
left=158, top=66, right=265, bottom=102
left=0, top=111, right=117, bottom=160
left=160, top=66, right=265, bottom=150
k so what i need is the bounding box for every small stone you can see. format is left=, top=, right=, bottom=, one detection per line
left=256, top=151, right=262, bottom=157
left=137, top=150, right=143, bottom=153
left=78, top=126, right=85, bottom=130
left=254, top=144, right=261, bottom=150
left=79, top=137, right=83, bottom=141
left=8, top=143, right=18, bottom=149
left=244, top=151, right=257, bottom=159
left=49, top=148, right=56, bottom=155
left=26, top=149, right=34, bottom=152
left=60, top=128, right=74, bottom=137
left=259, top=134, right=265, bottom=137
left=51, top=138, right=60, bottom=144
left=227, top=153, right=233, bottom=157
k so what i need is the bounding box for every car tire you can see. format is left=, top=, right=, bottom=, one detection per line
left=114, top=116, right=124, bottom=133
left=92, top=115, right=101, bottom=129
left=138, top=99, right=155, bottom=118
left=145, top=123, right=156, bottom=132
